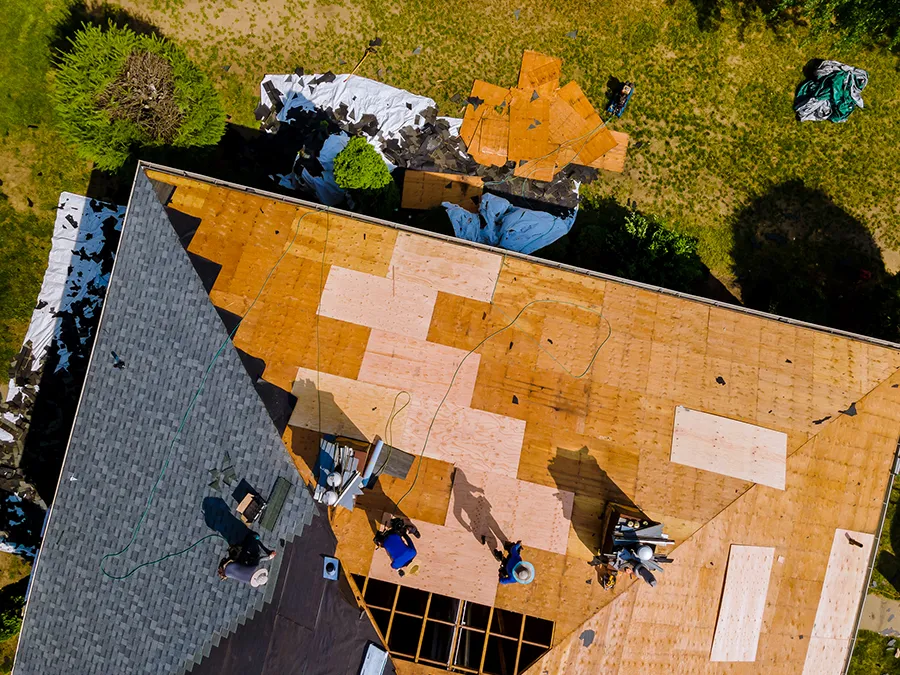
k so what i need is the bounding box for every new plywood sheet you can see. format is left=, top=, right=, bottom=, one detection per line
left=398, top=397, right=526, bottom=478
left=809, top=529, right=875, bottom=640
left=388, top=231, right=502, bottom=303
left=710, top=545, right=775, bottom=662
left=289, top=367, right=408, bottom=442
left=367, top=514, right=499, bottom=606
left=358, top=330, right=481, bottom=407
left=318, top=266, right=438, bottom=340
left=446, top=468, right=574, bottom=554
left=801, top=636, right=850, bottom=675
left=670, top=406, right=788, bottom=489
left=400, top=170, right=483, bottom=212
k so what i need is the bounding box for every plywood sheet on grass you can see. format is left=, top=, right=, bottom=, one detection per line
left=367, top=514, right=499, bottom=606
left=358, top=330, right=481, bottom=407
left=388, top=231, right=502, bottom=303
left=589, top=131, right=629, bottom=173
left=446, top=467, right=573, bottom=554
left=556, top=82, right=617, bottom=166
left=518, top=50, right=562, bottom=91
left=289, top=367, right=408, bottom=442
left=710, top=545, right=775, bottom=662
left=400, top=170, right=483, bottom=212
left=508, top=87, right=552, bottom=162
left=460, top=81, right=510, bottom=167
left=318, top=266, right=438, bottom=340
left=670, top=405, right=787, bottom=489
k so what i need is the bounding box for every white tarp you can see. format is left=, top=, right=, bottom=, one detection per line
left=260, top=73, right=462, bottom=146
left=443, top=193, right=577, bottom=255
left=0, top=193, right=124, bottom=443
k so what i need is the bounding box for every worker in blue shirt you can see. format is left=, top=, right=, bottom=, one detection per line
left=493, top=540, right=535, bottom=585
left=374, top=517, right=421, bottom=576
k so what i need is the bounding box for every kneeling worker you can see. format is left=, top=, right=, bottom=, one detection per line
left=494, top=540, right=535, bottom=585
left=374, top=517, right=421, bottom=576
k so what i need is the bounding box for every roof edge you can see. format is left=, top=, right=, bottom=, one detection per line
left=138, top=161, right=900, bottom=352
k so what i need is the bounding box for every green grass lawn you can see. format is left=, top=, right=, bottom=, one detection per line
left=850, top=630, right=900, bottom=675
left=4, top=0, right=900, bottom=364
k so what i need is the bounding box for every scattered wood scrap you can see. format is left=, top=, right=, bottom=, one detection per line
left=461, top=50, right=628, bottom=180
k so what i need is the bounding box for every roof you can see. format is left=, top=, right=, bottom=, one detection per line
left=17, top=163, right=900, bottom=675
left=12, top=171, right=376, bottom=674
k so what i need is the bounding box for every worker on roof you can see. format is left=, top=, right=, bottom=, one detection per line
left=493, top=540, right=535, bottom=585
left=374, top=517, right=421, bottom=577
left=217, top=532, right=277, bottom=588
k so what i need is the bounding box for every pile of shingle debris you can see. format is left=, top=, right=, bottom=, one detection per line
left=260, top=77, right=592, bottom=211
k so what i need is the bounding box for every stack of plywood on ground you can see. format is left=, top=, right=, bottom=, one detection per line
left=144, top=167, right=900, bottom=673
left=460, top=51, right=628, bottom=180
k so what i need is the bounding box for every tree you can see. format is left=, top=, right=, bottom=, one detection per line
left=776, top=0, right=900, bottom=49
left=573, top=199, right=705, bottom=291
left=53, top=24, right=225, bottom=170
left=333, top=136, right=398, bottom=218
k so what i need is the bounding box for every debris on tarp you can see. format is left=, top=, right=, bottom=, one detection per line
left=443, top=193, right=576, bottom=254
left=1, top=193, right=124, bottom=557
left=794, top=60, right=868, bottom=123
left=260, top=72, right=598, bottom=211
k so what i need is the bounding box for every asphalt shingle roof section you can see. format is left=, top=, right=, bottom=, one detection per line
left=14, top=170, right=315, bottom=675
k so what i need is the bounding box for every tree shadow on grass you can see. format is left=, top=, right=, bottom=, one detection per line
left=677, top=0, right=802, bottom=35
left=731, top=180, right=900, bottom=341
left=50, top=0, right=162, bottom=58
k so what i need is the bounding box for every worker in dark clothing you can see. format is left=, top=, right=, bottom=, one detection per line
left=493, top=540, right=535, bottom=585
left=218, top=531, right=277, bottom=587
left=374, top=517, right=421, bottom=576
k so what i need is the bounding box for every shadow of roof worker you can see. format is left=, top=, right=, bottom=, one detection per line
left=451, top=468, right=508, bottom=552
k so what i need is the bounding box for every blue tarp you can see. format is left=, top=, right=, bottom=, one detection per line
left=442, top=193, right=577, bottom=254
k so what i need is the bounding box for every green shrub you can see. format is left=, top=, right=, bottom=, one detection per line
left=53, top=24, right=225, bottom=170
left=333, top=137, right=393, bottom=191
left=776, top=0, right=900, bottom=50
left=0, top=584, right=25, bottom=642
left=573, top=200, right=704, bottom=291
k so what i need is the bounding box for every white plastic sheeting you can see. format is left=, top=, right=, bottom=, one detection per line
left=0, top=194, right=124, bottom=443
left=443, top=193, right=577, bottom=255
left=260, top=73, right=462, bottom=145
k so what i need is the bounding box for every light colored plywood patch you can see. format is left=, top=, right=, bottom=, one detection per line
left=399, top=397, right=526, bottom=478
left=445, top=467, right=574, bottom=555
left=388, top=231, right=502, bottom=303
left=318, top=266, right=438, bottom=340
left=358, top=330, right=481, bottom=407
left=801, top=636, right=850, bottom=675
left=289, top=366, right=408, bottom=442
left=710, top=544, right=775, bottom=662
left=670, top=406, right=787, bottom=490
left=809, top=529, right=875, bottom=640
left=368, top=514, right=499, bottom=607
left=588, top=131, right=629, bottom=173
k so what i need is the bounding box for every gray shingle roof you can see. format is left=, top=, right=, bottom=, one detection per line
left=14, top=170, right=316, bottom=674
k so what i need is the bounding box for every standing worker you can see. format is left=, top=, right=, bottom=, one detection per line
left=493, top=540, right=535, bottom=585
left=374, top=517, right=421, bottom=577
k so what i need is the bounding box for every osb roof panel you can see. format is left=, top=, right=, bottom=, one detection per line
left=145, top=167, right=900, bottom=672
